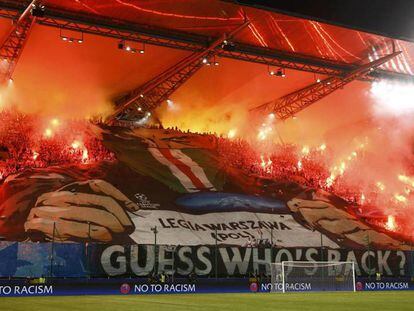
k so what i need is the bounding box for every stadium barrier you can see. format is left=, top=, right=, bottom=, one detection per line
left=0, top=277, right=414, bottom=297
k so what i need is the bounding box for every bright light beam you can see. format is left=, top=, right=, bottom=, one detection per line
left=371, top=80, right=414, bottom=116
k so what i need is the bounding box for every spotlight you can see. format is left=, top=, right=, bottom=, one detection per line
left=316, top=78, right=321, bottom=83
left=137, top=107, right=142, bottom=111
left=139, top=43, right=145, bottom=54
left=60, top=30, right=83, bottom=44
left=327, top=81, right=331, bottom=85
left=140, top=94, right=144, bottom=98
left=202, top=57, right=208, bottom=64
left=146, top=112, right=151, bottom=117
left=31, top=4, right=45, bottom=18
left=275, top=68, right=286, bottom=77
left=119, top=41, right=144, bottom=54
left=214, top=61, right=219, bottom=66
left=268, top=66, right=285, bottom=77
left=166, top=99, right=173, bottom=106
left=222, top=40, right=236, bottom=51
left=222, top=44, right=235, bottom=51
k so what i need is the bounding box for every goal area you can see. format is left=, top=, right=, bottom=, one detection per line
left=270, top=261, right=356, bottom=293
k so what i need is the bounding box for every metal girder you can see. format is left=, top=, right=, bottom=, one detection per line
left=220, top=43, right=414, bottom=83
left=34, top=9, right=350, bottom=77
left=0, top=1, right=37, bottom=84
left=251, top=51, right=401, bottom=120
left=106, top=20, right=250, bottom=123
left=0, top=2, right=206, bottom=52
left=37, top=16, right=204, bottom=53
left=0, top=2, right=412, bottom=84
left=0, top=5, right=18, bottom=19
left=219, top=44, right=349, bottom=76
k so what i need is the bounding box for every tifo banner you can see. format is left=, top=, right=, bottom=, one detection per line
left=129, top=210, right=338, bottom=247
left=98, top=245, right=410, bottom=277
left=0, top=127, right=408, bottom=249
left=0, top=242, right=412, bottom=278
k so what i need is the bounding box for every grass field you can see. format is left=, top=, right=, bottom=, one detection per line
left=1, top=292, right=413, bottom=311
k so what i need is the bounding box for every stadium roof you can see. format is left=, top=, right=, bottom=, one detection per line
left=232, top=0, right=414, bottom=42
left=1, top=0, right=414, bottom=79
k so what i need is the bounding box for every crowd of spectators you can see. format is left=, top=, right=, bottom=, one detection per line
left=0, top=111, right=386, bottom=208
left=216, top=137, right=364, bottom=205
left=0, top=111, right=410, bottom=218
left=0, top=110, right=114, bottom=181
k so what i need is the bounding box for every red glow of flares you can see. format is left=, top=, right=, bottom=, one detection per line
left=32, top=150, right=39, bottom=160
left=217, top=135, right=414, bottom=238
left=82, top=148, right=89, bottom=163
left=386, top=215, right=397, bottom=231
left=1, top=108, right=413, bottom=239
left=43, top=128, right=53, bottom=138
left=51, top=118, right=60, bottom=127
left=0, top=109, right=114, bottom=181
left=227, top=128, right=237, bottom=139
left=394, top=193, right=407, bottom=204
left=71, top=140, right=81, bottom=149
left=259, top=154, right=272, bottom=173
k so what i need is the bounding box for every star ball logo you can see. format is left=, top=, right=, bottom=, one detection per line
left=120, top=283, right=131, bottom=294
left=356, top=282, right=363, bottom=291
left=250, top=282, right=258, bottom=292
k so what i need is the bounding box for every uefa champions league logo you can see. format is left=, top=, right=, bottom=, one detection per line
left=120, top=283, right=131, bottom=294
left=249, top=282, right=258, bottom=292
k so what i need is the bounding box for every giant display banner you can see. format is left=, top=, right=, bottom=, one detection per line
left=0, top=127, right=408, bottom=249
left=1, top=242, right=412, bottom=278
left=98, top=245, right=412, bottom=277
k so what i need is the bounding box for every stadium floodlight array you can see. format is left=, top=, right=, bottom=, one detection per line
left=270, top=261, right=356, bottom=293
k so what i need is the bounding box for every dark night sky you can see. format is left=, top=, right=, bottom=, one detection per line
left=229, top=0, right=414, bottom=42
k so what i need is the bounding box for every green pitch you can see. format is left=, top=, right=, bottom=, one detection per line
left=1, top=292, right=413, bottom=311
